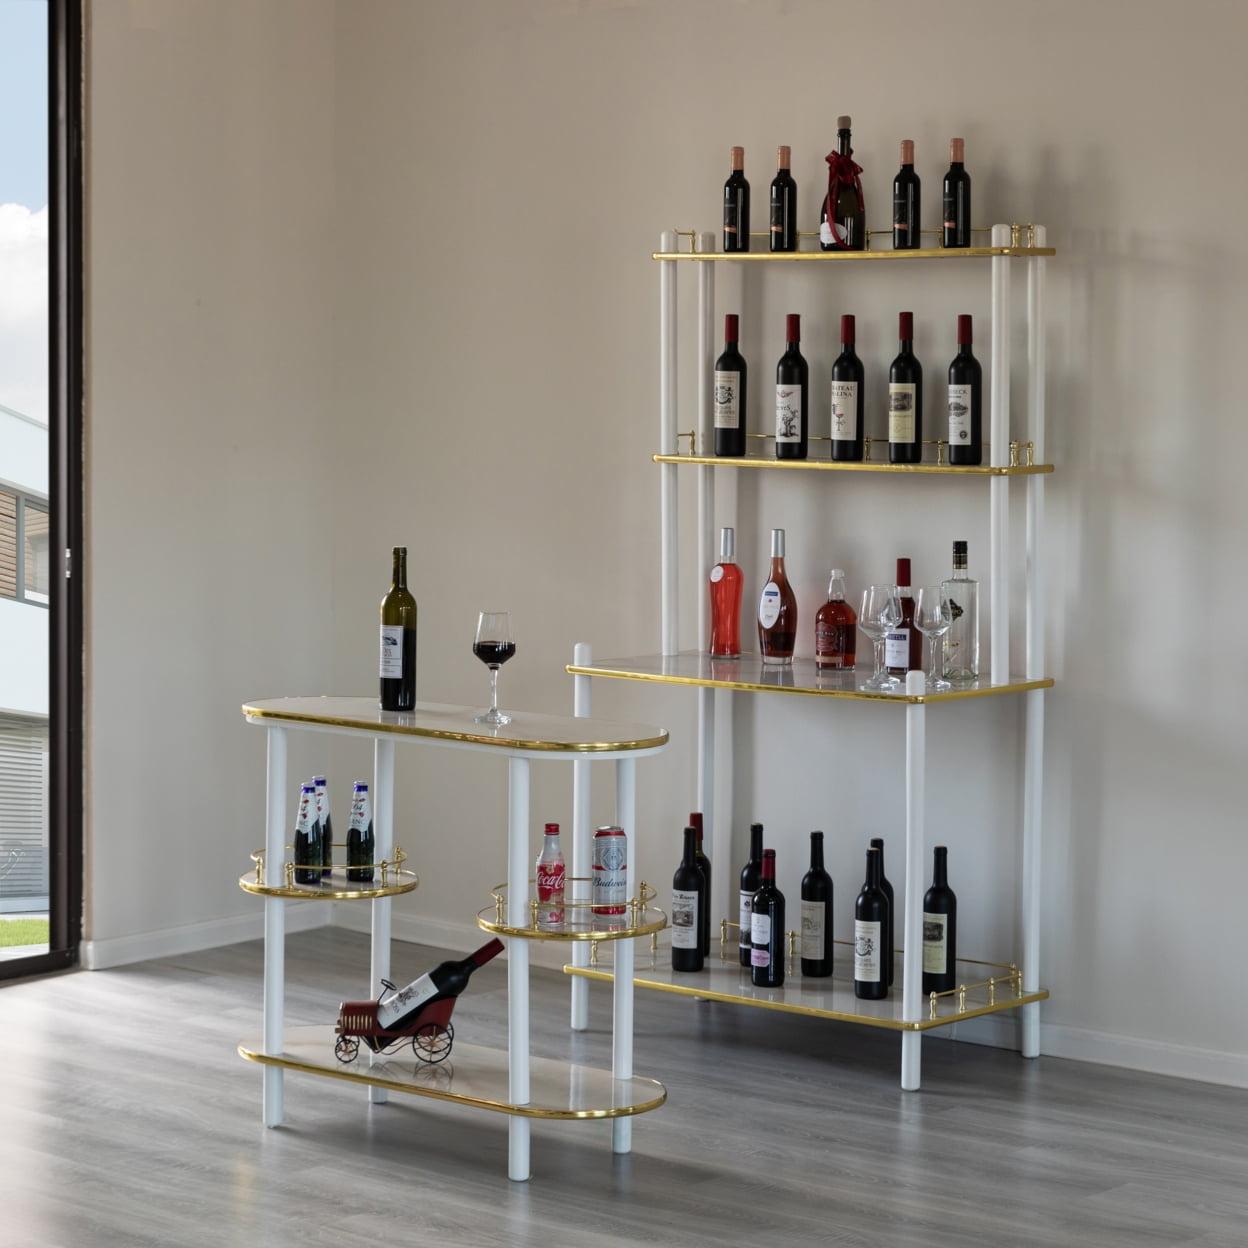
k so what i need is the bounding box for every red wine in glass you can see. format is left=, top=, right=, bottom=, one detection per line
left=473, top=611, right=514, bottom=725
left=473, top=641, right=516, bottom=667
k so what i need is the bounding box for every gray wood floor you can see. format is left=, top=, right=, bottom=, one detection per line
left=2, top=929, right=1245, bottom=1248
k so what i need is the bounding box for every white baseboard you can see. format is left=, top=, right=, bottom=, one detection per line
left=81, top=903, right=332, bottom=970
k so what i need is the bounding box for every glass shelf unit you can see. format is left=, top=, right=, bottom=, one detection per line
left=652, top=245, right=1055, bottom=262
left=567, top=652, right=1053, bottom=704
left=653, top=451, right=1053, bottom=477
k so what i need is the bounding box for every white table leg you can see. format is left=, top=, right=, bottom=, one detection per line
left=369, top=737, right=395, bottom=1104
left=570, top=643, right=592, bottom=1031
left=507, top=756, right=531, bottom=1181
left=901, top=672, right=925, bottom=1092
left=612, top=756, right=636, bottom=1154
left=262, top=725, right=287, bottom=1127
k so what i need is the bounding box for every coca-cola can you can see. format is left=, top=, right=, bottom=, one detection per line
left=592, top=825, right=627, bottom=915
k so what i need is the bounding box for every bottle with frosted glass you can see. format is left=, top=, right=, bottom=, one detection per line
left=941, top=539, right=980, bottom=683
left=709, top=527, right=743, bottom=658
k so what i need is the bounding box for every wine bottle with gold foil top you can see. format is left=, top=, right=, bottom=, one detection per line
left=379, top=546, right=417, bottom=711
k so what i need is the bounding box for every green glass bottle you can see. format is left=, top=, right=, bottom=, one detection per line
left=379, top=546, right=417, bottom=711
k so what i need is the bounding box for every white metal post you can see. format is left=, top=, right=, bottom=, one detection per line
left=262, top=725, right=288, bottom=1127
left=570, top=642, right=593, bottom=1031
left=900, top=671, right=925, bottom=1091
left=1021, top=223, right=1047, bottom=1059
left=695, top=231, right=716, bottom=858
left=507, top=757, right=531, bottom=1181
left=660, top=229, right=679, bottom=655
left=612, top=756, right=636, bottom=1154
left=369, top=737, right=395, bottom=1104
left=989, top=223, right=1012, bottom=685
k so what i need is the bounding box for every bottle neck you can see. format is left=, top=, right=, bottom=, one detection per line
left=898, top=338, right=913, bottom=355
left=770, top=555, right=786, bottom=578
left=467, top=938, right=504, bottom=969
left=933, top=847, right=948, bottom=887
left=949, top=160, right=964, bottom=172
left=870, top=838, right=885, bottom=872
left=958, top=342, right=973, bottom=357
left=749, top=826, right=764, bottom=862
left=391, top=550, right=407, bottom=590
left=809, top=835, right=824, bottom=870
left=761, top=856, right=775, bottom=883
left=683, top=827, right=698, bottom=865
left=899, top=162, right=914, bottom=173
left=786, top=338, right=800, bottom=352
left=838, top=130, right=851, bottom=156
left=867, top=850, right=881, bottom=888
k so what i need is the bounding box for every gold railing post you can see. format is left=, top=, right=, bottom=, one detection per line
left=958, top=984, right=968, bottom=1013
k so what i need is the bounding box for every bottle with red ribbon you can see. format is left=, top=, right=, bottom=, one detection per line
left=819, top=115, right=865, bottom=252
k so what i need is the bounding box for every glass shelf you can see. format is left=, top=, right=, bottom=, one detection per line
left=238, top=847, right=419, bottom=901
left=653, top=245, right=1055, bottom=263
left=239, top=1026, right=666, bottom=1119
left=477, top=879, right=668, bottom=942
left=653, top=451, right=1052, bottom=477
left=566, top=652, right=1053, bottom=704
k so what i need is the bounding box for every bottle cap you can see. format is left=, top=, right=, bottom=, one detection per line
left=785, top=312, right=800, bottom=342
left=302, top=783, right=316, bottom=793
left=950, top=137, right=965, bottom=162
left=895, top=558, right=911, bottom=587
left=828, top=567, right=846, bottom=587
left=771, top=528, right=786, bottom=558
left=750, top=822, right=764, bottom=834
left=899, top=311, right=913, bottom=340
left=870, top=836, right=884, bottom=850
left=313, top=776, right=326, bottom=786
left=840, top=313, right=855, bottom=345
left=953, top=539, right=968, bottom=556
left=730, top=145, right=744, bottom=171
left=720, top=526, right=736, bottom=561
left=810, top=830, right=824, bottom=842
left=761, top=848, right=776, bottom=879
left=777, top=144, right=791, bottom=168
left=544, top=822, right=560, bottom=835
left=393, top=546, right=406, bottom=556
left=900, top=139, right=914, bottom=164
left=837, top=115, right=851, bottom=130
left=353, top=781, right=368, bottom=791
left=953, top=539, right=968, bottom=569
left=724, top=313, right=739, bottom=343
left=689, top=812, right=703, bottom=835
left=957, top=314, right=972, bottom=346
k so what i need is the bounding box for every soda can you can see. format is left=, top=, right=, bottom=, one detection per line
left=592, top=825, right=627, bottom=915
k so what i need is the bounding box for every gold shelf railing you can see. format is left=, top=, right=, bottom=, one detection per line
left=239, top=846, right=419, bottom=901
left=480, top=878, right=667, bottom=943
left=667, top=222, right=1046, bottom=254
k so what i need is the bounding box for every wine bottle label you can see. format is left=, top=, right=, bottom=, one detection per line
left=376, top=972, right=438, bottom=1028
left=758, top=583, right=782, bottom=628
left=830, top=380, right=858, bottom=440
left=379, top=625, right=405, bottom=679
left=710, top=565, right=724, bottom=584
left=889, top=383, right=916, bottom=443
left=775, top=385, right=802, bottom=442
left=750, top=912, right=771, bottom=967
left=923, top=912, right=948, bottom=973
left=714, top=371, right=740, bottom=430
left=801, top=900, right=825, bottom=960
left=884, top=628, right=911, bottom=669
left=738, top=891, right=753, bottom=946
left=854, top=919, right=881, bottom=983
left=671, top=889, right=700, bottom=949
left=947, top=383, right=973, bottom=444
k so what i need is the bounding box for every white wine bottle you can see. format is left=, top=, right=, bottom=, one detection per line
left=379, top=546, right=417, bottom=711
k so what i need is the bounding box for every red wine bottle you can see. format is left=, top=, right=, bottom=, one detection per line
left=942, top=138, right=971, bottom=248
left=775, top=313, right=808, bottom=460
left=886, top=557, right=922, bottom=676
left=820, top=116, right=864, bottom=251
left=671, top=826, right=705, bottom=973
left=690, top=811, right=711, bottom=957
left=892, top=139, right=921, bottom=250
left=722, top=146, right=750, bottom=253
left=830, top=313, right=865, bottom=462
left=869, top=836, right=896, bottom=986
left=947, top=314, right=982, bottom=465
left=922, top=845, right=957, bottom=994
left=800, top=831, right=833, bottom=978
left=373, top=939, right=505, bottom=1042
left=854, top=847, right=888, bottom=1000
left=750, top=848, right=785, bottom=988
left=769, top=145, right=797, bottom=253
left=714, top=314, right=747, bottom=457
left=738, top=822, right=764, bottom=967
left=888, top=312, right=923, bottom=465
left=379, top=546, right=417, bottom=711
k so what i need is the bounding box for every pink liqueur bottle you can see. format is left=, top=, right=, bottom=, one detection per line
left=709, top=526, right=743, bottom=658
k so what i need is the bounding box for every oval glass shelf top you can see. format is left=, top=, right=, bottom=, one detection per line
left=477, top=879, right=668, bottom=942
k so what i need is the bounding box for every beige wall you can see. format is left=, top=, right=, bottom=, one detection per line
left=87, top=0, right=1248, bottom=1082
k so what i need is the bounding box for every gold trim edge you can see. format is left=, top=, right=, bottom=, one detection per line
left=651, top=246, right=1056, bottom=261
left=475, top=908, right=669, bottom=943
left=562, top=967, right=1050, bottom=1033
left=239, top=873, right=420, bottom=902
left=237, top=1044, right=667, bottom=1120
left=653, top=453, right=1054, bottom=477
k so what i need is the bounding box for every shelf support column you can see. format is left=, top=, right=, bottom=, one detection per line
left=262, top=724, right=287, bottom=1127
left=612, top=756, right=636, bottom=1154
left=1021, top=223, right=1048, bottom=1059
left=660, top=229, right=679, bottom=655
left=695, top=231, right=716, bottom=847
left=507, top=756, right=531, bottom=1181
left=989, top=223, right=1012, bottom=684
left=570, top=643, right=593, bottom=1031
left=901, top=671, right=925, bottom=1091
left=369, top=736, right=395, bottom=1104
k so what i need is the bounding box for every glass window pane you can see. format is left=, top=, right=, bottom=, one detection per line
left=23, top=499, right=48, bottom=602
left=0, top=490, right=15, bottom=600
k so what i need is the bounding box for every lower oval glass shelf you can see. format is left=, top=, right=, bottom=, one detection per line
left=239, top=846, right=419, bottom=901
left=478, top=878, right=667, bottom=942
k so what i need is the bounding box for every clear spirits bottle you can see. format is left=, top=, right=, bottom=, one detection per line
left=942, top=540, right=980, bottom=683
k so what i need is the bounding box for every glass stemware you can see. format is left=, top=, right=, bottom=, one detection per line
left=472, top=611, right=515, bottom=726
left=914, top=587, right=953, bottom=692
left=859, top=585, right=902, bottom=692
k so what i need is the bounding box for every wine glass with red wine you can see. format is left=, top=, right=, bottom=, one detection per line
left=473, top=611, right=515, bottom=726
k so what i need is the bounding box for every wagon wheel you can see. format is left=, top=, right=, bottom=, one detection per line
left=335, top=1034, right=360, bottom=1064
left=412, top=1021, right=453, bottom=1064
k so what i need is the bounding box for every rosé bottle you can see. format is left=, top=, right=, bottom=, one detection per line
left=709, top=527, right=743, bottom=658
left=815, top=569, right=857, bottom=670
left=758, top=528, right=798, bottom=666
left=535, top=822, right=565, bottom=927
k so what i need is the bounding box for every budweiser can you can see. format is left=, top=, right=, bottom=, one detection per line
left=535, top=822, right=565, bottom=926
left=592, top=825, right=627, bottom=915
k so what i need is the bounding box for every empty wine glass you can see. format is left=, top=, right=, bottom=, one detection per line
left=473, top=611, right=515, bottom=726
left=914, top=587, right=953, bottom=692
left=859, top=585, right=901, bottom=692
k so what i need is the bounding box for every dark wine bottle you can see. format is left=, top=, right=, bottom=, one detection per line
left=690, top=811, right=711, bottom=957
left=371, top=939, right=504, bottom=1045
left=738, top=822, right=764, bottom=967
left=886, top=557, right=922, bottom=676
left=942, top=137, right=971, bottom=248
left=314, top=775, right=333, bottom=878
left=714, top=314, right=747, bottom=457
left=750, top=848, right=785, bottom=988
left=345, top=781, right=375, bottom=883
left=830, top=313, right=865, bottom=462
left=888, top=311, right=922, bottom=465
left=723, top=145, right=750, bottom=253
left=854, top=847, right=888, bottom=1000
left=379, top=546, right=417, bottom=711
left=922, top=845, right=958, bottom=994
left=293, top=783, right=323, bottom=886
left=947, top=313, right=982, bottom=465
left=869, top=836, right=896, bottom=986
left=800, top=831, right=833, bottom=978
left=775, top=314, right=808, bottom=460
left=769, top=145, right=797, bottom=253
left=892, top=139, right=921, bottom=250
left=672, top=826, right=705, bottom=973
left=820, top=115, right=864, bottom=251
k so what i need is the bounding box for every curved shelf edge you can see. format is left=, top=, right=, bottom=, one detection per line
left=239, top=871, right=419, bottom=902
left=652, top=246, right=1056, bottom=261
left=476, top=907, right=668, bottom=943
left=653, top=453, right=1054, bottom=477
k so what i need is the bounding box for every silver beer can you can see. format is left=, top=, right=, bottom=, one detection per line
left=592, top=824, right=627, bottom=915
